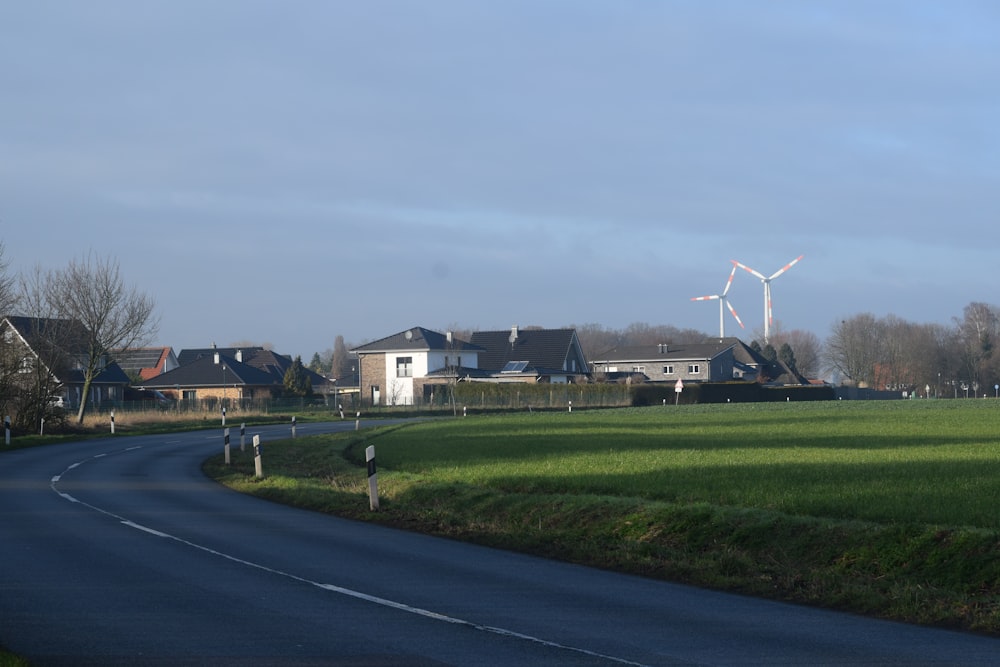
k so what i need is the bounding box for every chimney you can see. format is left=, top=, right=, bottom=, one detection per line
left=446, top=331, right=453, bottom=344
left=213, top=352, right=220, bottom=365
left=236, top=349, right=243, bottom=363
left=510, top=324, right=519, bottom=346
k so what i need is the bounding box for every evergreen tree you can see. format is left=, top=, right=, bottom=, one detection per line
left=778, top=343, right=797, bottom=371
left=283, top=355, right=313, bottom=397
left=308, top=352, right=325, bottom=374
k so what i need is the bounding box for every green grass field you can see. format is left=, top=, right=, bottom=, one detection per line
left=206, top=400, right=1000, bottom=635
left=368, top=400, right=1000, bottom=528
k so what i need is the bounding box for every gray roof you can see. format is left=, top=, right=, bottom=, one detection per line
left=591, top=340, right=735, bottom=364
left=470, top=328, right=587, bottom=375
left=352, top=327, right=481, bottom=353
left=2, top=316, right=129, bottom=387
left=141, top=353, right=276, bottom=388
left=145, top=348, right=327, bottom=389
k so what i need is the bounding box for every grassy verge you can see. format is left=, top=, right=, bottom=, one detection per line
left=2, top=412, right=302, bottom=450
left=205, top=401, right=1000, bottom=635
left=0, top=648, right=30, bottom=667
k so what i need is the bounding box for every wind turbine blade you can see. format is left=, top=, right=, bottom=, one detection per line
left=726, top=300, right=745, bottom=329
left=768, top=254, right=804, bottom=280
left=691, top=294, right=721, bottom=301
left=766, top=283, right=774, bottom=325
left=732, top=259, right=766, bottom=281
left=721, top=265, right=738, bottom=296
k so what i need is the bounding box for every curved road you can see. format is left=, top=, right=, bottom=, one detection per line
left=1, top=421, right=997, bottom=666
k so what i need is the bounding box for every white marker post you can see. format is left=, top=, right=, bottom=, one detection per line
left=253, top=435, right=263, bottom=479
left=366, top=445, right=379, bottom=511
left=291, top=415, right=297, bottom=438
left=4, top=416, right=10, bottom=446
left=568, top=400, right=572, bottom=413
left=222, top=406, right=227, bottom=427
left=224, top=427, right=231, bottom=465
left=355, top=412, right=360, bottom=431
left=110, top=410, right=115, bottom=434
left=338, top=404, right=344, bottom=420
left=240, top=422, right=246, bottom=451
left=40, top=418, right=44, bottom=436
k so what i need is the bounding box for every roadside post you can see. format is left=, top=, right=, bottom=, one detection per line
left=222, top=406, right=226, bottom=427
left=355, top=412, right=360, bottom=431
left=40, top=418, right=44, bottom=436
left=568, top=400, right=572, bottom=413
left=110, top=410, right=115, bottom=434
left=224, top=427, right=231, bottom=465
left=240, top=422, right=246, bottom=451
left=674, top=378, right=684, bottom=405
left=338, top=404, right=344, bottom=420
left=253, top=435, right=263, bottom=478
left=291, top=416, right=297, bottom=438
left=4, top=415, right=10, bottom=445
left=366, top=445, right=379, bottom=511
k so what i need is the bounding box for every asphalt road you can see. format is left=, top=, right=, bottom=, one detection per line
left=1, top=420, right=998, bottom=666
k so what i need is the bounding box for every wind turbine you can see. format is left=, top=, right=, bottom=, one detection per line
left=731, top=255, right=803, bottom=345
left=691, top=264, right=745, bottom=338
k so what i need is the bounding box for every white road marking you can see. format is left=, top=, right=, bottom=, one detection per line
left=50, top=446, right=649, bottom=667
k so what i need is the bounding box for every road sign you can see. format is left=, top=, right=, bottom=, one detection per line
left=674, top=379, right=684, bottom=393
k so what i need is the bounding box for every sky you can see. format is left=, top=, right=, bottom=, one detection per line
left=2, top=1, right=999, bottom=359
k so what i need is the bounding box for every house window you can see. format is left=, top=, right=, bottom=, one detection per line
left=688, top=364, right=700, bottom=374
left=396, top=356, right=413, bottom=378
left=663, top=365, right=674, bottom=374
left=631, top=366, right=645, bottom=373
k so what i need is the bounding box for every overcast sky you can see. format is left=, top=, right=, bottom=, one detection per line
left=2, top=1, right=998, bottom=358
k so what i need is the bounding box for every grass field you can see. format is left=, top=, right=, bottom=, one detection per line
left=205, top=400, right=1000, bottom=635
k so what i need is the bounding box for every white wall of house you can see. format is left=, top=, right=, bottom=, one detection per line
left=382, top=350, right=481, bottom=405
left=383, top=351, right=423, bottom=405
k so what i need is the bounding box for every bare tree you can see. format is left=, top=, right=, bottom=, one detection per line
left=0, top=265, right=79, bottom=429
left=331, top=335, right=351, bottom=381
left=769, top=328, right=822, bottom=378
left=825, top=313, right=883, bottom=386
left=0, top=241, right=15, bottom=316
left=954, top=302, right=1000, bottom=392
left=45, top=253, right=158, bottom=423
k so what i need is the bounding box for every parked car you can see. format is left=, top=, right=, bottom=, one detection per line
left=124, top=388, right=171, bottom=405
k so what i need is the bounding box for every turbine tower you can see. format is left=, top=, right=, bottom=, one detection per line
left=731, top=255, right=804, bottom=344
left=691, top=264, right=745, bottom=338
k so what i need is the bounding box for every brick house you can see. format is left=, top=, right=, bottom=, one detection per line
left=141, top=346, right=328, bottom=403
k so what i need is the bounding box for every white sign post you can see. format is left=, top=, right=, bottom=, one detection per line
left=253, top=435, right=263, bottom=479
left=366, top=445, right=379, bottom=511
left=674, top=378, right=684, bottom=405
left=224, top=427, right=231, bottom=465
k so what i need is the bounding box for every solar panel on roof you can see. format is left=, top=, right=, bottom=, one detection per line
left=501, top=360, right=529, bottom=373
